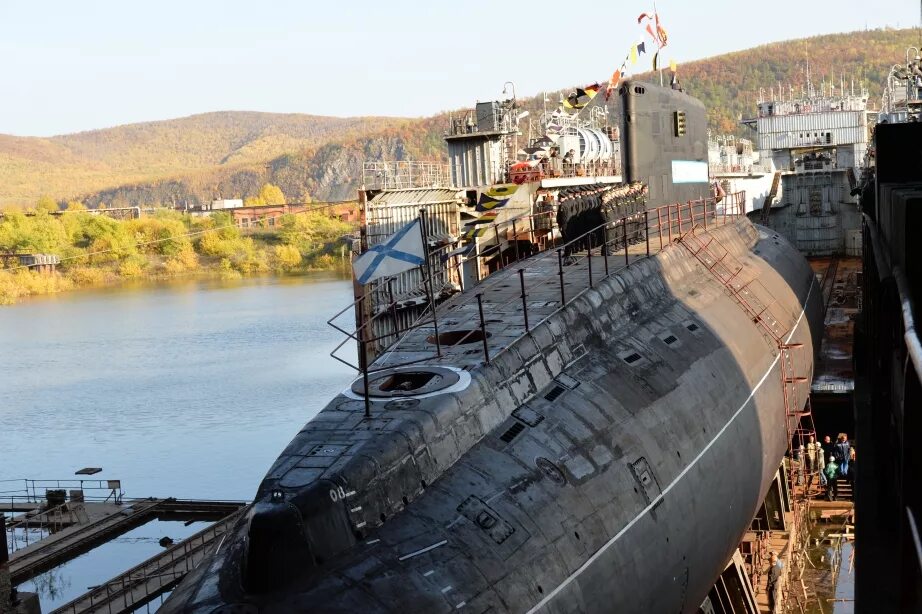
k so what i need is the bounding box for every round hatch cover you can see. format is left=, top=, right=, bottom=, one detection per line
left=351, top=366, right=461, bottom=398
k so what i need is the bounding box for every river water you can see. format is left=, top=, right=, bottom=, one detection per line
left=0, top=274, right=357, bottom=610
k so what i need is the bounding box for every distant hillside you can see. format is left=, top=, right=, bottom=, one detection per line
left=0, top=112, right=445, bottom=207
left=671, top=28, right=912, bottom=132
left=1, top=28, right=914, bottom=208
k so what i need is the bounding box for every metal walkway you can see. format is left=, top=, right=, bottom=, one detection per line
left=52, top=506, right=248, bottom=614
left=9, top=499, right=164, bottom=586
left=7, top=499, right=247, bottom=586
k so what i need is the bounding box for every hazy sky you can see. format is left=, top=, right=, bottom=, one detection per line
left=0, top=0, right=918, bottom=136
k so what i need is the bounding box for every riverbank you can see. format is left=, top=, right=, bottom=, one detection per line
left=0, top=208, right=355, bottom=304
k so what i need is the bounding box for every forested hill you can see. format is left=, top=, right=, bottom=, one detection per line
left=0, top=112, right=446, bottom=207
left=1, top=27, right=914, bottom=208
left=672, top=28, right=912, bottom=132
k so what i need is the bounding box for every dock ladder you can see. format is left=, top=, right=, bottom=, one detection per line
left=677, top=227, right=817, bottom=487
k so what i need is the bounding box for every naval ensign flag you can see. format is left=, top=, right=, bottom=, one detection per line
left=352, top=219, right=426, bottom=285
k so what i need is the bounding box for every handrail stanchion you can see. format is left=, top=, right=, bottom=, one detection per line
left=387, top=279, right=398, bottom=346
left=419, top=209, right=441, bottom=359
left=623, top=218, right=630, bottom=268
left=602, top=224, right=610, bottom=277
left=518, top=269, right=529, bottom=333
left=494, top=226, right=502, bottom=267
left=657, top=207, right=664, bottom=250
left=358, top=297, right=372, bottom=419
left=703, top=199, right=708, bottom=230
left=512, top=219, right=520, bottom=262
left=644, top=210, right=650, bottom=257
left=668, top=205, right=674, bottom=244
left=476, top=293, right=490, bottom=364
left=587, top=235, right=594, bottom=288
left=557, top=249, right=566, bottom=305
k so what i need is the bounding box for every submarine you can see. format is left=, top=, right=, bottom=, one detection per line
left=162, top=81, right=823, bottom=613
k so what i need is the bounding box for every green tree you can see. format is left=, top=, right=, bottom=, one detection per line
left=245, top=183, right=286, bottom=206
left=35, top=196, right=58, bottom=213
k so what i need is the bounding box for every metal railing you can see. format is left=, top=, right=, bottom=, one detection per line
left=0, top=478, right=123, bottom=505
left=328, top=192, right=746, bottom=396
left=860, top=213, right=922, bottom=609
left=508, top=160, right=621, bottom=184
left=362, top=161, right=451, bottom=190
left=710, top=162, right=774, bottom=175
left=52, top=506, right=247, bottom=614
left=4, top=502, right=87, bottom=555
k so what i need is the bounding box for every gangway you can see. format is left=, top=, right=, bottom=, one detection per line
left=52, top=506, right=248, bottom=614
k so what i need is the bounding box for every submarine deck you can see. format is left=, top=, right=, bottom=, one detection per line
left=343, top=197, right=744, bottom=376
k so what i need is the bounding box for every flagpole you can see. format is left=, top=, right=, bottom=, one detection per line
left=419, top=208, right=442, bottom=357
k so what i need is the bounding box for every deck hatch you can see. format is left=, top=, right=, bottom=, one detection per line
left=457, top=496, right=516, bottom=544
left=555, top=373, right=581, bottom=390
left=512, top=405, right=544, bottom=427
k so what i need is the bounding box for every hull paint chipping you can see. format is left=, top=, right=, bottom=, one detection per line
left=162, top=219, right=822, bottom=614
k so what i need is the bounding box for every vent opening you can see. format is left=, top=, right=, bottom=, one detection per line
left=500, top=422, right=526, bottom=443
left=663, top=335, right=678, bottom=345
left=623, top=352, right=643, bottom=364
left=428, top=329, right=491, bottom=346
left=544, top=385, right=567, bottom=401
left=686, top=323, right=700, bottom=332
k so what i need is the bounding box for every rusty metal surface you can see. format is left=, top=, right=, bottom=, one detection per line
left=810, top=256, right=860, bottom=394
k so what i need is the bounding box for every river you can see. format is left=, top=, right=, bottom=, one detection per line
left=0, top=274, right=357, bottom=610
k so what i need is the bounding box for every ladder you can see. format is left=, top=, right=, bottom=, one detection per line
left=760, top=171, right=782, bottom=223
left=678, top=228, right=816, bottom=496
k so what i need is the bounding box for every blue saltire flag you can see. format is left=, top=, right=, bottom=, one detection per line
left=352, top=219, right=426, bottom=285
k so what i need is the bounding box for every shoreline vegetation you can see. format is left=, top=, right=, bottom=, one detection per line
left=0, top=197, right=356, bottom=305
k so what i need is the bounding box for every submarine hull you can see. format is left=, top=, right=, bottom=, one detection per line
left=163, top=218, right=822, bottom=614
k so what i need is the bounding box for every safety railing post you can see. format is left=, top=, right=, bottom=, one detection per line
left=494, top=226, right=502, bottom=267
left=475, top=293, right=490, bottom=364
left=623, top=218, right=630, bottom=268
left=668, top=205, right=675, bottom=243
left=703, top=199, right=708, bottom=230
left=644, top=210, right=650, bottom=257
left=387, top=279, right=397, bottom=345
left=512, top=219, right=520, bottom=262
left=587, top=235, right=593, bottom=288
left=518, top=269, right=529, bottom=333
left=602, top=223, right=610, bottom=277
left=556, top=249, right=566, bottom=305
left=358, top=296, right=372, bottom=419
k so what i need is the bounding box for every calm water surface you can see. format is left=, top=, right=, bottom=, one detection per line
left=0, top=274, right=357, bottom=609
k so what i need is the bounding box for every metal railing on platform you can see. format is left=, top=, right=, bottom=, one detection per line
left=52, top=506, right=248, bottom=614
left=328, top=192, right=746, bottom=414
left=0, top=478, right=123, bottom=505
